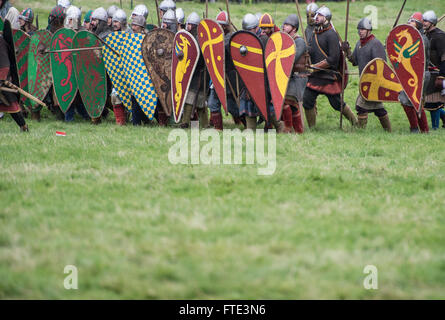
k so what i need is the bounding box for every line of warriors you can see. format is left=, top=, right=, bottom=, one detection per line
left=1, top=0, right=445, bottom=134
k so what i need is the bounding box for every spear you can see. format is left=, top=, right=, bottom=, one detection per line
left=339, top=0, right=350, bottom=129
left=36, top=14, right=39, bottom=30
left=206, top=0, right=209, bottom=19
left=3, top=81, right=47, bottom=108
left=393, top=0, right=407, bottom=28
left=294, top=0, right=308, bottom=46
left=45, top=47, right=103, bottom=54
left=155, top=0, right=161, bottom=27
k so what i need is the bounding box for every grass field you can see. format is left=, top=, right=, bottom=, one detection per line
left=1, top=0, right=445, bottom=299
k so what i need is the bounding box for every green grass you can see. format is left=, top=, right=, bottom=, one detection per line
left=1, top=0, right=445, bottom=299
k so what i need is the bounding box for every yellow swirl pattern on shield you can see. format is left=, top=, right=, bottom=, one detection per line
left=174, top=34, right=191, bottom=115
left=199, top=20, right=225, bottom=89
left=360, top=59, right=402, bottom=101
left=265, top=33, right=295, bottom=98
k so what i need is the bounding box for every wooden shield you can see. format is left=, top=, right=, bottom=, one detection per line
left=265, top=32, right=296, bottom=120
left=28, top=30, right=52, bottom=109
left=386, top=24, right=425, bottom=112
left=12, top=29, right=31, bottom=107
left=360, top=58, right=403, bottom=102
left=50, top=28, right=78, bottom=113
left=230, top=30, right=268, bottom=121
left=142, top=28, right=174, bottom=116
left=197, top=19, right=227, bottom=114
left=171, top=30, right=200, bottom=123
left=72, top=31, right=107, bottom=119
left=103, top=31, right=132, bottom=111
left=121, top=32, right=158, bottom=120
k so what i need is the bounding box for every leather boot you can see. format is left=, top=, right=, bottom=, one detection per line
left=402, top=105, right=419, bottom=132
left=341, top=105, right=358, bottom=126
left=91, top=117, right=102, bottom=125
left=292, top=105, right=304, bottom=134
left=440, top=111, right=445, bottom=128
left=20, top=124, right=29, bottom=132
left=304, top=107, right=316, bottom=129
left=245, top=116, right=257, bottom=130
left=418, top=108, right=429, bottom=133
left=198, top=107, right=209, bottom=128
left=180, top=104, right=193, bottom=128
left=378, top=114, right=392, bottom=132
left=31, top=111, right=41, bottom=122
left=282, top=105, right=294, bottom=133
left=211, top=111, right=223, bottom=130
left=113, top=105, right=126, bottom=125
left=157, top=109, right=168, bottom=126
left=357, top=114, right=368, bottom=129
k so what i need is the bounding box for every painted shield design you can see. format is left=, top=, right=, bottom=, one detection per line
left=142, top=28, right=174, bottom=116
left=197, top=19, right=227, bottom=114
left=103, top=31, right=132, bottom=111
left=360, top=58, right=402, bottom=102
left=28, top=30, right=52, bottom=109
left=386, top=24, right=425, bottom=112
left=265, top=32, right=296, bottom=120
left=0, top=17, right=4, bottom=31
left=72, top=31, right=107, bottom=119
left=121, top=32, right=158, bottom=120
left=50, top=28, right=78, bottom=113
left=230, top=31, right=268, bottom=121
left=171, top=30, right=200, bottom=123
left=12, top=29, right=31, bottom=107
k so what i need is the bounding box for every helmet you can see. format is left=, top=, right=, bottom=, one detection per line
left=242, top=13, right=259, bottom=30
left=159, top=0, right=176, bottom=12
left=357, top=17, right=372, bottom=30
left=176, top=8, right=185, bottom=24
left=66, top=6, right=81, bottom=20
left=50, top=5, right=66, bottom=19
left=19, top=8, right=34, bottom=23
left=409, top=12, right=423, bottom=24
left=84, top=10, right=93, bottom=23
left=57, top=0, right=71, bottom=9
left=132, top=4, right=148, bottom=19
left=216, top=11, right=229, bottom=25
left=132, top=15, right=146, bottom=28
left=162, top=9, right=176, bottom=25
left=306, top=2, right=319, bottom=15
left=423, top=10, right=437, bottom=25
left=91, top=7, right=108, bottom=22
left=107, top=5, right=119, bottom=18
left=259, top=13, right=274, bottom=28
left=112, top=9, right=127, bottom=24
left=314, top=6, right=332, bottom=21
left=283, top=14, right=299, bottom=30
left=186, top=12, right=200, bottom=27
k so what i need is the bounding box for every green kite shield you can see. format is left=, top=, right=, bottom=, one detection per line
left=50, top=28, right=78, bottom=113
left=121, top=32, right=158, bottom=120
left=72, top=30, right=107, bottom=119
left=12, top=29, right=31, bottom=107
left=28, top=29, right=52, bottom=109
left=103, top=31, right=132, bottom=111
left=0, top=17, right=4, bottom=32
left=142, top=28, right=174, bottom=116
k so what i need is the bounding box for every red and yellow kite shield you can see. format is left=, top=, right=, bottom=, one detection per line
left=197, top=19, right=227, bottom=114
left=360, top=58, right=402, bottom=102
left=230, top=30, right=268, bottom=121
left=386, top=24, right=425, bottom=112
left=265, top=32, right=296, bottom=120
left=171, top=30, right=200, bottom=123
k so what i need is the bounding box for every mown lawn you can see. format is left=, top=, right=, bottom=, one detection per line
left=1, top=0, right=445, bottom=299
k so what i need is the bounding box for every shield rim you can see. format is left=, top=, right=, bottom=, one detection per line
left=171, top=30, right=201, bottom=123
left=359, top=57, right=402, bottom=103
left=142, top=28, right=175, bottom=116
left=50, top=28, right=78, bottom=113
left=72, top=30, right=107, bottom=119
left=265, top=31, right=296, bottom=120
left=229, top=30, right=268, bottom=121
left=386, top=24, right=425, bottom=112
left=197, top=19, right=227, bottom=114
